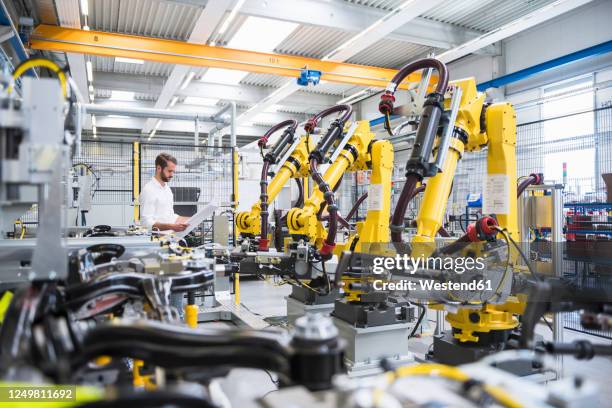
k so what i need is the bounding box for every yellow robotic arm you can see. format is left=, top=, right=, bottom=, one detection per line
left=235, top=120, right=312, bottom=248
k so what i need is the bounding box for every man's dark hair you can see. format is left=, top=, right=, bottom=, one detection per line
left=155, top=153, right=177, bottom=170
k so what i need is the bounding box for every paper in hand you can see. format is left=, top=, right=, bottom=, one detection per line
left=174, top=204, right=218, bottom=238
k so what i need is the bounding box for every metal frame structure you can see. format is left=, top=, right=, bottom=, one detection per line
left=29, top=25, right=424, bottom=90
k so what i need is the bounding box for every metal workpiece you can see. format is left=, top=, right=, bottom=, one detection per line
left=333, top=317, right=413, bottom=377
left=293, top=313, right=338, bottom=342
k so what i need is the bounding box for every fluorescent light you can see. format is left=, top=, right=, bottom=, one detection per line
left=184, top=96, right=220, bottom=106
left=86, top=60, right=93, bottom=82
left=91, top=115, right=96, bottom=126
left=89, top=93, right=94, bottom=101
left=169, top=96, right=178, bottom=107
left=80, top=0, right=88, bottom=16
left=83, top=25, right=90, bottom=31
left=110, top=91, right=135, bottom=101
left=227, top=16, right=297, bottom=53
left=148, top=120, right=162, bottom=141
left=88, top=84, right=93, bottom=93
left=201, top=68, right=248, bottom=85
left=92, top=126, right=97, bottom=138
left=116, top=57, right=145, bottom=65
left=180, top=71, right=196, bottom=90
left=337, top=89, right=371, bottom=105
left=217, top=0, right=246, bottom=36
left=108, top=115, right=130, bottom=119
left=264, top=104, right=281, bottom=113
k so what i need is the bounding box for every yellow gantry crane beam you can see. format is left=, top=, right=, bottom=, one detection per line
left=30, top=25, right=425, bottom=89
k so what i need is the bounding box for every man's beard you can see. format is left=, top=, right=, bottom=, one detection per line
left=161, top=174, right=171, bottom=182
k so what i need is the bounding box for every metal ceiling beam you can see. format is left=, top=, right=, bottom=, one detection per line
left=142, top=0, right=231, bottom=134
left=323, top=0, right=446, bottom=61
left=93, top=71, right=340, bottom=108
left=235, top=0, right=442, bottom=130
left=55, top=0, right=89, bottom=106
left=437, top=0, right=595, bottom=63
left=170, top=0, right=483, bottom=49
left=30, top=25, right=424, bottom=89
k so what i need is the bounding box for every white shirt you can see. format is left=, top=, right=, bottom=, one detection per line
left=139, top=177, right=179, bottom=229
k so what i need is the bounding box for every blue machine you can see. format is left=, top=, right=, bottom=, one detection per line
left=297, top=69, right=321, bottom=86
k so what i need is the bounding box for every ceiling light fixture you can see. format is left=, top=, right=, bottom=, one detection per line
left=80, top=0, right=88, bottom=16
left=116, top=57, right=145, bottom=64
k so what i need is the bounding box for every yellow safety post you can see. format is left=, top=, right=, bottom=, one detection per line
left=184, top=291, right=198, bottom=328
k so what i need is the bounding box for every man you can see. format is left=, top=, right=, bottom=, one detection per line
left=140, top=153, right=189, bottom=232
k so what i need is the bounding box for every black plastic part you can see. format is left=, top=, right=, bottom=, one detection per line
left=289, top=337, right=345, bottom=391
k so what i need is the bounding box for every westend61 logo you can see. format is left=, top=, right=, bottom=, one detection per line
left=370, top=254, right=493, bottom=292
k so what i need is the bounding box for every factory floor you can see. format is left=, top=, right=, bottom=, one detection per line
left=206, top=278, right=612, bottom=407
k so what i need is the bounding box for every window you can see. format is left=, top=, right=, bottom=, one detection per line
left=542, top=77, right=594, bottom=183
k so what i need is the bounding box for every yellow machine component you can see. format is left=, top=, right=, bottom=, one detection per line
left=409, top=77, right=521, bottom=343
left=235, top=135, right=313, bottom=237
left=184, top=304, right=199, bottom=328
left=336, top=139, right=395, bottom=302
left=351, top=140, right=394, bottom=251
left=446, top=305, right=519, bottom=343
left=485, top=102, right=519, bottom=239
left=94, top=356, right=112, bottom=366
left=133, top=359, right=156, bottom=389
left=7, top=57, right=68, bottom=98
left=0, top=291, right=13, bottom=324
left=412, top=137, right=464, bottom=253
left=286, top=121, right=374, bottom=245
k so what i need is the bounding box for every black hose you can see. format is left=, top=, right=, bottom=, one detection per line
left=346, top=191, right=368, bottom=221
left=381, top=58, right=449, bottom=245
left=390, top=175, right=420, bottom=243
left=517, top=173, right=541, bottom=197
left=259, top=120, right=299, bottom=250
left=304, top=105, right=353, bottom=134
left=408, top=303, right=427, bottom=339
left=294, top=178, right=304, bottom=208
left=310, top=158, right=337, bottom=260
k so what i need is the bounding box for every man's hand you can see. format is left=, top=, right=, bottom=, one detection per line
left=171, top=223, right=189, bottom=232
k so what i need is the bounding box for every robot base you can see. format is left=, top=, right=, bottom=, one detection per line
left=285, top=284, right=339, bottom=325
left=286, top=296, right=335, bottom=326
left=432, top=330, right=546, bottom=377
left=333, top=317, right=414, bottom=377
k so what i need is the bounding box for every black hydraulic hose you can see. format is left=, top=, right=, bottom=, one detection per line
left=304, top=105, right=353, bottom=134
left=259, top=160, right=272, bottom=250
left=310, top=158, right=337, bottom=260
left=517, top=173, right=542, bottom=197
left=379, top=58, right=448, bottom=108
left=258, top=120, right=299, bottom=250
left=346, top=191, right=368, bottom=221
left=318, top=173, right=344, bottom=219
left=294, top=178, right=304, bottom=208
left=390, top=175, right=420, bottom=243
left=543, top=340, right=612, bottom=360
left=305, top=105, right=353, bottom=164
left=380, top=58, right=449, bottom=244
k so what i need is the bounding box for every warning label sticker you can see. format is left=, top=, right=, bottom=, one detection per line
left=483, top=174, right=509, bottom=214
left=368, top=184, right=384, bottom=211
